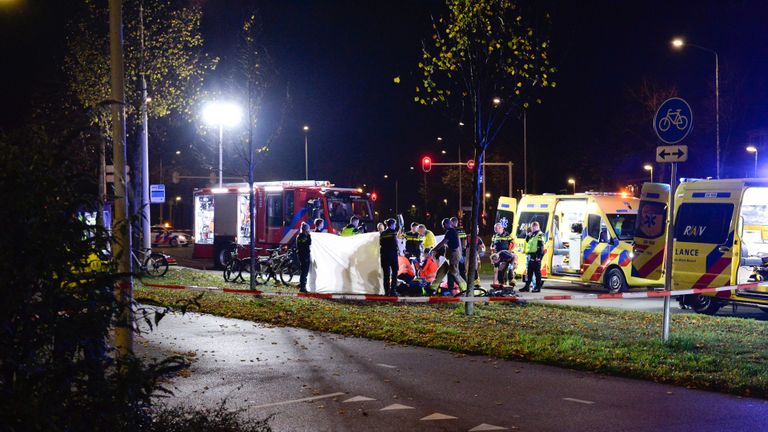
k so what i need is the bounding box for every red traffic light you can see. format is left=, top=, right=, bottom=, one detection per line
left=370, top=192, right=378, bottom=202
left=467, top=159, right=475, bottom=170
left=422, top=156, right=432, bottom=172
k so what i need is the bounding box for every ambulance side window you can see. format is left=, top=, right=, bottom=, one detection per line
left=587, top=214, right=602, bottom=239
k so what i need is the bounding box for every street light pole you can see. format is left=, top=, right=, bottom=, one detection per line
left=671, top=39, right=720, bottom=178
left=303, top=125, right=309, bottom=180
left=644, top=164, right=654, bottom=183
left=218, top=124, right=223, bottom=188
left=568, top=178, right=576, bottom=194
left=747, top=145, right=758, bottom=177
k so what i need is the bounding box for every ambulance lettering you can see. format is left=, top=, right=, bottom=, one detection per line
left=682, top=225, right=707, bottom=237
left=674, top=248, right=699, bottom=257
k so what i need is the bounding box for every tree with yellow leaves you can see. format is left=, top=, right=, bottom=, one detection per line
left=416, top=0, right=555, bottom=310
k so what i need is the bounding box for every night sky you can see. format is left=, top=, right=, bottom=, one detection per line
left=2, top=0, right=768, bottom=221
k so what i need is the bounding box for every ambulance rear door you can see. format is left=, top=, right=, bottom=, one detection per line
left=672, top=183, right=741, bottom=291
left=631, top=183, right=670, bottom=282
left=512, top=196, right=556, bottom=277
left=495, top=196, right=517, bottom=237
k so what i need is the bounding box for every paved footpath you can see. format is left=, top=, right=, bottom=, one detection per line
left=138, top=311, right=768, bottom=432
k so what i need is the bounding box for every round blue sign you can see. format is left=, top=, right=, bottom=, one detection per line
left=654, top=97, right=693, bottom=144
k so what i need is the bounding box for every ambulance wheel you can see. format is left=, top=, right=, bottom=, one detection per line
left=604, top=268, right=628, bottom=293
left=689, top=295, right=722, bottom=315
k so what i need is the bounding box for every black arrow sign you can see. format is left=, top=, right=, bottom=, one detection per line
left=658, top=147, right=685, bottom=160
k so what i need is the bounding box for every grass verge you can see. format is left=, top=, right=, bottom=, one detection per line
left=136, top=268, right=768, bottom=398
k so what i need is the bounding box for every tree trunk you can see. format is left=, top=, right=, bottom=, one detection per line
left=465, top=146, right=485, bottom=315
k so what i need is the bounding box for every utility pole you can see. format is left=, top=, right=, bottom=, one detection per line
left=109, top=0, right=133, bottom=358
left=139, top=1, right=151, bottom=252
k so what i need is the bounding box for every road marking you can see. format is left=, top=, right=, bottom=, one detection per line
left=376, top=363, right=397, bottom=369
left=420, top=413, right=458, bottom=421
left=380, top=403, right=415, bottom=411
left=343, top=395, right=376, bottom=403
left=563, top=397, right=594, bottom=405
left=469, top=424, right=508, bottom=431
left=250, top=392, right=346, bottom=409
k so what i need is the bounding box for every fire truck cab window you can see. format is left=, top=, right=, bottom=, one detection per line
left=285, top=191, right=295, bottom=222
left=328, top=196, right=372, bottom=222
left=267, top=193, right=283, bottom=227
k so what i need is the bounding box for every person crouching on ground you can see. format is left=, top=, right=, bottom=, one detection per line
left=380, top=218, right=400, bottom=296
left=520, top=221, right=544, bottom=292
left=296, top=222, right=312, bottom=293
left=430, top=218, right=467, bottom=293
left=491, top=250, right=517, bottom=288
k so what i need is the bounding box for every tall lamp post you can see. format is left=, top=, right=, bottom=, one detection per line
left=567, top=178, right=576, bottom=194
left=746, top=145, right=759, bottom=177
left=303, top=125, right=310, bottom=180
left=203, top=101, right=242, bottom=188
left=643, top=164, right=654, bottom=182
left=671, top=38, right=720, bottom=178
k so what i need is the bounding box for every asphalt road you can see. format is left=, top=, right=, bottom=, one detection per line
left=138, top=311, right=768, bottom=432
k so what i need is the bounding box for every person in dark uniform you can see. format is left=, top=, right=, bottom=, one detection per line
left=491, top=222, right=513, bottom=253
left=491, top=250, right=518, bottom=287
left=450, top=217, right=468, bottom=283
left=380, top=218, right=400, bottom=296
left=313, top=218, right=325, bottom=233
left=296, top=222, right=312, bottom=293
left=403, top=222, right=424, bottom=260
left=520, top=221, right=544, bottom=292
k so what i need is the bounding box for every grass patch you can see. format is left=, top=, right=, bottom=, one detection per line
left=140, top=266, right=295, bottom=294
left=136, top=269, right=768, bottom=399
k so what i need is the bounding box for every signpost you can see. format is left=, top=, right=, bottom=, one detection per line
left=654, top=98, right=693, bottom=343
left=150, top=184, right=166, bottom=204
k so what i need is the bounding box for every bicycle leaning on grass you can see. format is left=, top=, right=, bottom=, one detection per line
left=131, top=248, right=169, bottom=277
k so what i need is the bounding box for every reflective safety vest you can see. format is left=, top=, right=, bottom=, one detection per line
left=525, top=231, right=544, bottom=254
left=339, top=224, right=359, bottom=236
left=492, top=231, right=513, bottom=251
left=398, top=256, right=415, bottom=277
left=404, top=231, right=423, bottom=256
left=420, top=256, right=439, bottom=282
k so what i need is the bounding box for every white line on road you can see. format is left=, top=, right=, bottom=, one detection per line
left=343, top=395, right=377, bottom=403
left=563, top=397, right=595, bottom=405
left=250, top=392, right=346, bottom=409
left=380, top=403, right=415, bottom=411
left=469, top=424, right=508, bottom=431
left=420, top=412, right=458, bottom=421
left=376, top=363, right=397, bottom=369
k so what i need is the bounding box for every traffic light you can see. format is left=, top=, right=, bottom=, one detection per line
left=422, top=156, right=432, bottom=172
left=370, top=192, right=378, bottom=202
left=467, top=159, right=476, bottom=170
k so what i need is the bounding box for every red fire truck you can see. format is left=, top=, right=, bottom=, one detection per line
left=192, top=180, right=375, bottom=266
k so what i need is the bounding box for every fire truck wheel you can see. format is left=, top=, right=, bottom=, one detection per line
left=689, top=295, right=722, bottom=315
left=604, top=267, right=628, bottom=293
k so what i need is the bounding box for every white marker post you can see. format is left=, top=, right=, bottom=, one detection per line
left=661, top=162, right=676, bottom=342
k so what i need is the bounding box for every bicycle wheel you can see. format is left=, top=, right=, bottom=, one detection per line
left=453, top=287, right=487, bottom=297
left=279, top=261, right=296, bottom=285
left=254, top=261, right=269, bottom=285
left=144, top=254, right=169, bottom=277
left=237, top=259, right=252, bottom=284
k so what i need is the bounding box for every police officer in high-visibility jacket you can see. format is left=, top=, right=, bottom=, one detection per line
left=520, top=221, right=544, bottom=292
left=450, top=217, right=468, bottom=282
left=491, top=222, right=513, bottom=253
left=339, top=216, right=361, bottom=236
left=380, top=218, right=400, bottom=296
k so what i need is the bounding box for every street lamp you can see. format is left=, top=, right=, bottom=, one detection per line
left=492, top=97, right=501, bottom=106
left=747, top=145, right=759, bottom=177
left=203, top=101, right=242, bottom=188
left=643, top=164, right=654, bottom=182
left=567, top=178, right=576, bottom=194
left=671, top=37, right=720, bottom=178
left=303, top=125, right=310, bottom=180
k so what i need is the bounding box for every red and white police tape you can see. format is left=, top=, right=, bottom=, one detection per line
left=141, top=281, right=768, bottom=304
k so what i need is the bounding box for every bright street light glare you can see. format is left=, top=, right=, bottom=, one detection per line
left=437, top=137, right=443, bottom=141
left=492, top=97, right=501, bottom=105
left=567, top=178, right=575, bottom=184
left=643, top=164, right=653, bottom=171
left=383, top=174, right=389, bottom=179
left=671, top=38, right=684, bottom=48
left=746, top=145, right=757, bottom=153
left=441, top=150, right=447, bottom=154
left=202, top=101, right=242, bottom=127
left=303, top=125, right=309, bottom=132
left=484, top=192, right=491, bottom=198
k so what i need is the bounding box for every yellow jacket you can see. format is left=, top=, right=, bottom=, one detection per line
left=423, top=230, right=437, bottom=249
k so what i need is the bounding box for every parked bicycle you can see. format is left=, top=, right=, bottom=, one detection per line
left=254, top=247, right=297, bottom=285
left=131, top=248, right=169, bottom=277
left=222, top=243, right=252, bottom=283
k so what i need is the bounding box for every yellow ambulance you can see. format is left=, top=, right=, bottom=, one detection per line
left=510, top=193, right=664, bottom=292
left=633, top=179, right=768, bottom=314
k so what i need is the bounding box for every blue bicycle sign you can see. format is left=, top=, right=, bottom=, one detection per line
left=654, top=97, right=693, bottom=144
